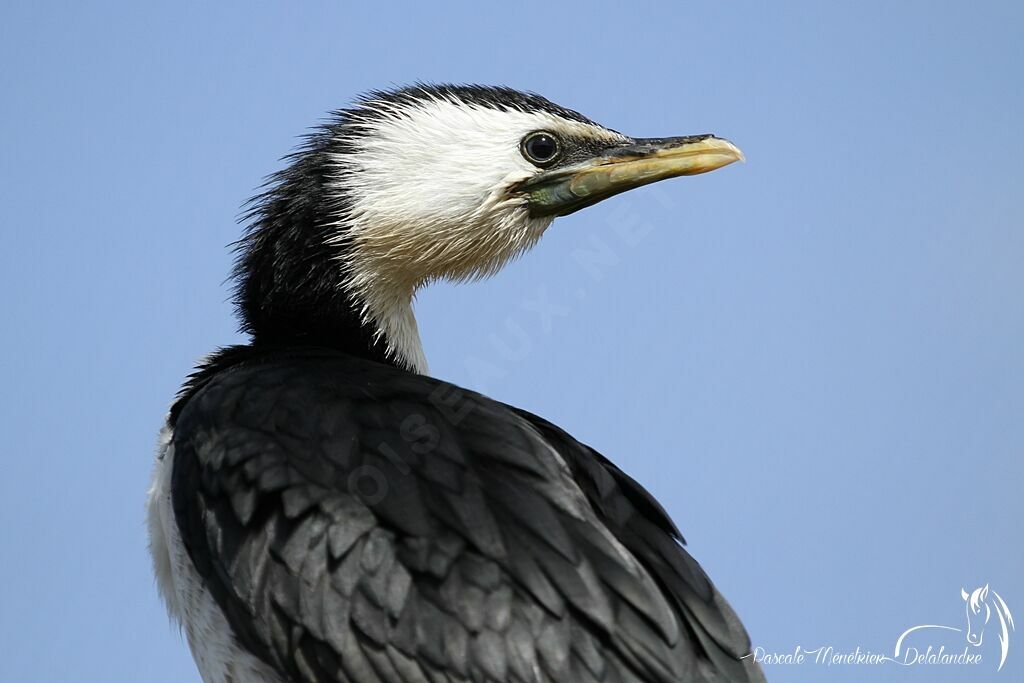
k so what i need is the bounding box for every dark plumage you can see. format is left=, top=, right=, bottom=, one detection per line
left=155, top=84, right=757, bottom=683
left=171, top=348, right=761, bottom=683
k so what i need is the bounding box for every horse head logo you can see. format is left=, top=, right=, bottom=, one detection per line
left=961, top=584, right=1015, bottom=669
left=895, top=584, right=1015, bottom=671
left=963, top=584, right=991, bottom=646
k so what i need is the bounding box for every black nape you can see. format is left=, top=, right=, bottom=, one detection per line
left=231, top=126, right=393, bottom=366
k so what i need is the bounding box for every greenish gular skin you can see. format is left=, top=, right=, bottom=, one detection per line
left=520, top=135, right=745, bottom=217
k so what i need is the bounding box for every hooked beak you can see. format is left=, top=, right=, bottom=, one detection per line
left=520, top=135, right=744, bottom=217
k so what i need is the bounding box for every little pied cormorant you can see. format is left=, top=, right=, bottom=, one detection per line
left=147, top=84, right=760, bottom=683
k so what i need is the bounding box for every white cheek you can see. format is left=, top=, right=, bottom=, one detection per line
left=329, top=97, right=627, bottom=277
left=333, top=95, right=628, bottom=228
left=345, top=129, right=534, bottom=225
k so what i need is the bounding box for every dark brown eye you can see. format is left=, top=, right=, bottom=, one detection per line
left=521, top=131, right=561, bottom=166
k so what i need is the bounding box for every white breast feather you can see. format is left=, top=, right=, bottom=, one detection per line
left=147, top=426, right=283, bottom=683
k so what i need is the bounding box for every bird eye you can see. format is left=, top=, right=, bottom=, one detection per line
left=521, top=132, right=561, bottom=166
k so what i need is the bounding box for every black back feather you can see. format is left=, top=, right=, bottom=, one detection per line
left=171, top=347, right=763, bottom=683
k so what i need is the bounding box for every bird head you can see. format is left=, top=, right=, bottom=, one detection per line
left=235, top=85, right=743, bottom=371
left=334, top=85, right=743, bottom=291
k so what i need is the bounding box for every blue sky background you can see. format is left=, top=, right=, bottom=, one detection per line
left=1, top=2, right=1021, bottom=681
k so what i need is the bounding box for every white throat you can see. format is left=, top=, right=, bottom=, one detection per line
left=370, top=290, right=428, bottom=374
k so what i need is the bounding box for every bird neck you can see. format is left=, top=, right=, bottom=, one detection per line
left=231, top=142, right=427, bottom=373
left=237, top=248, right=427, bottom=373
left=359, top=289, right=429, bottom=374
